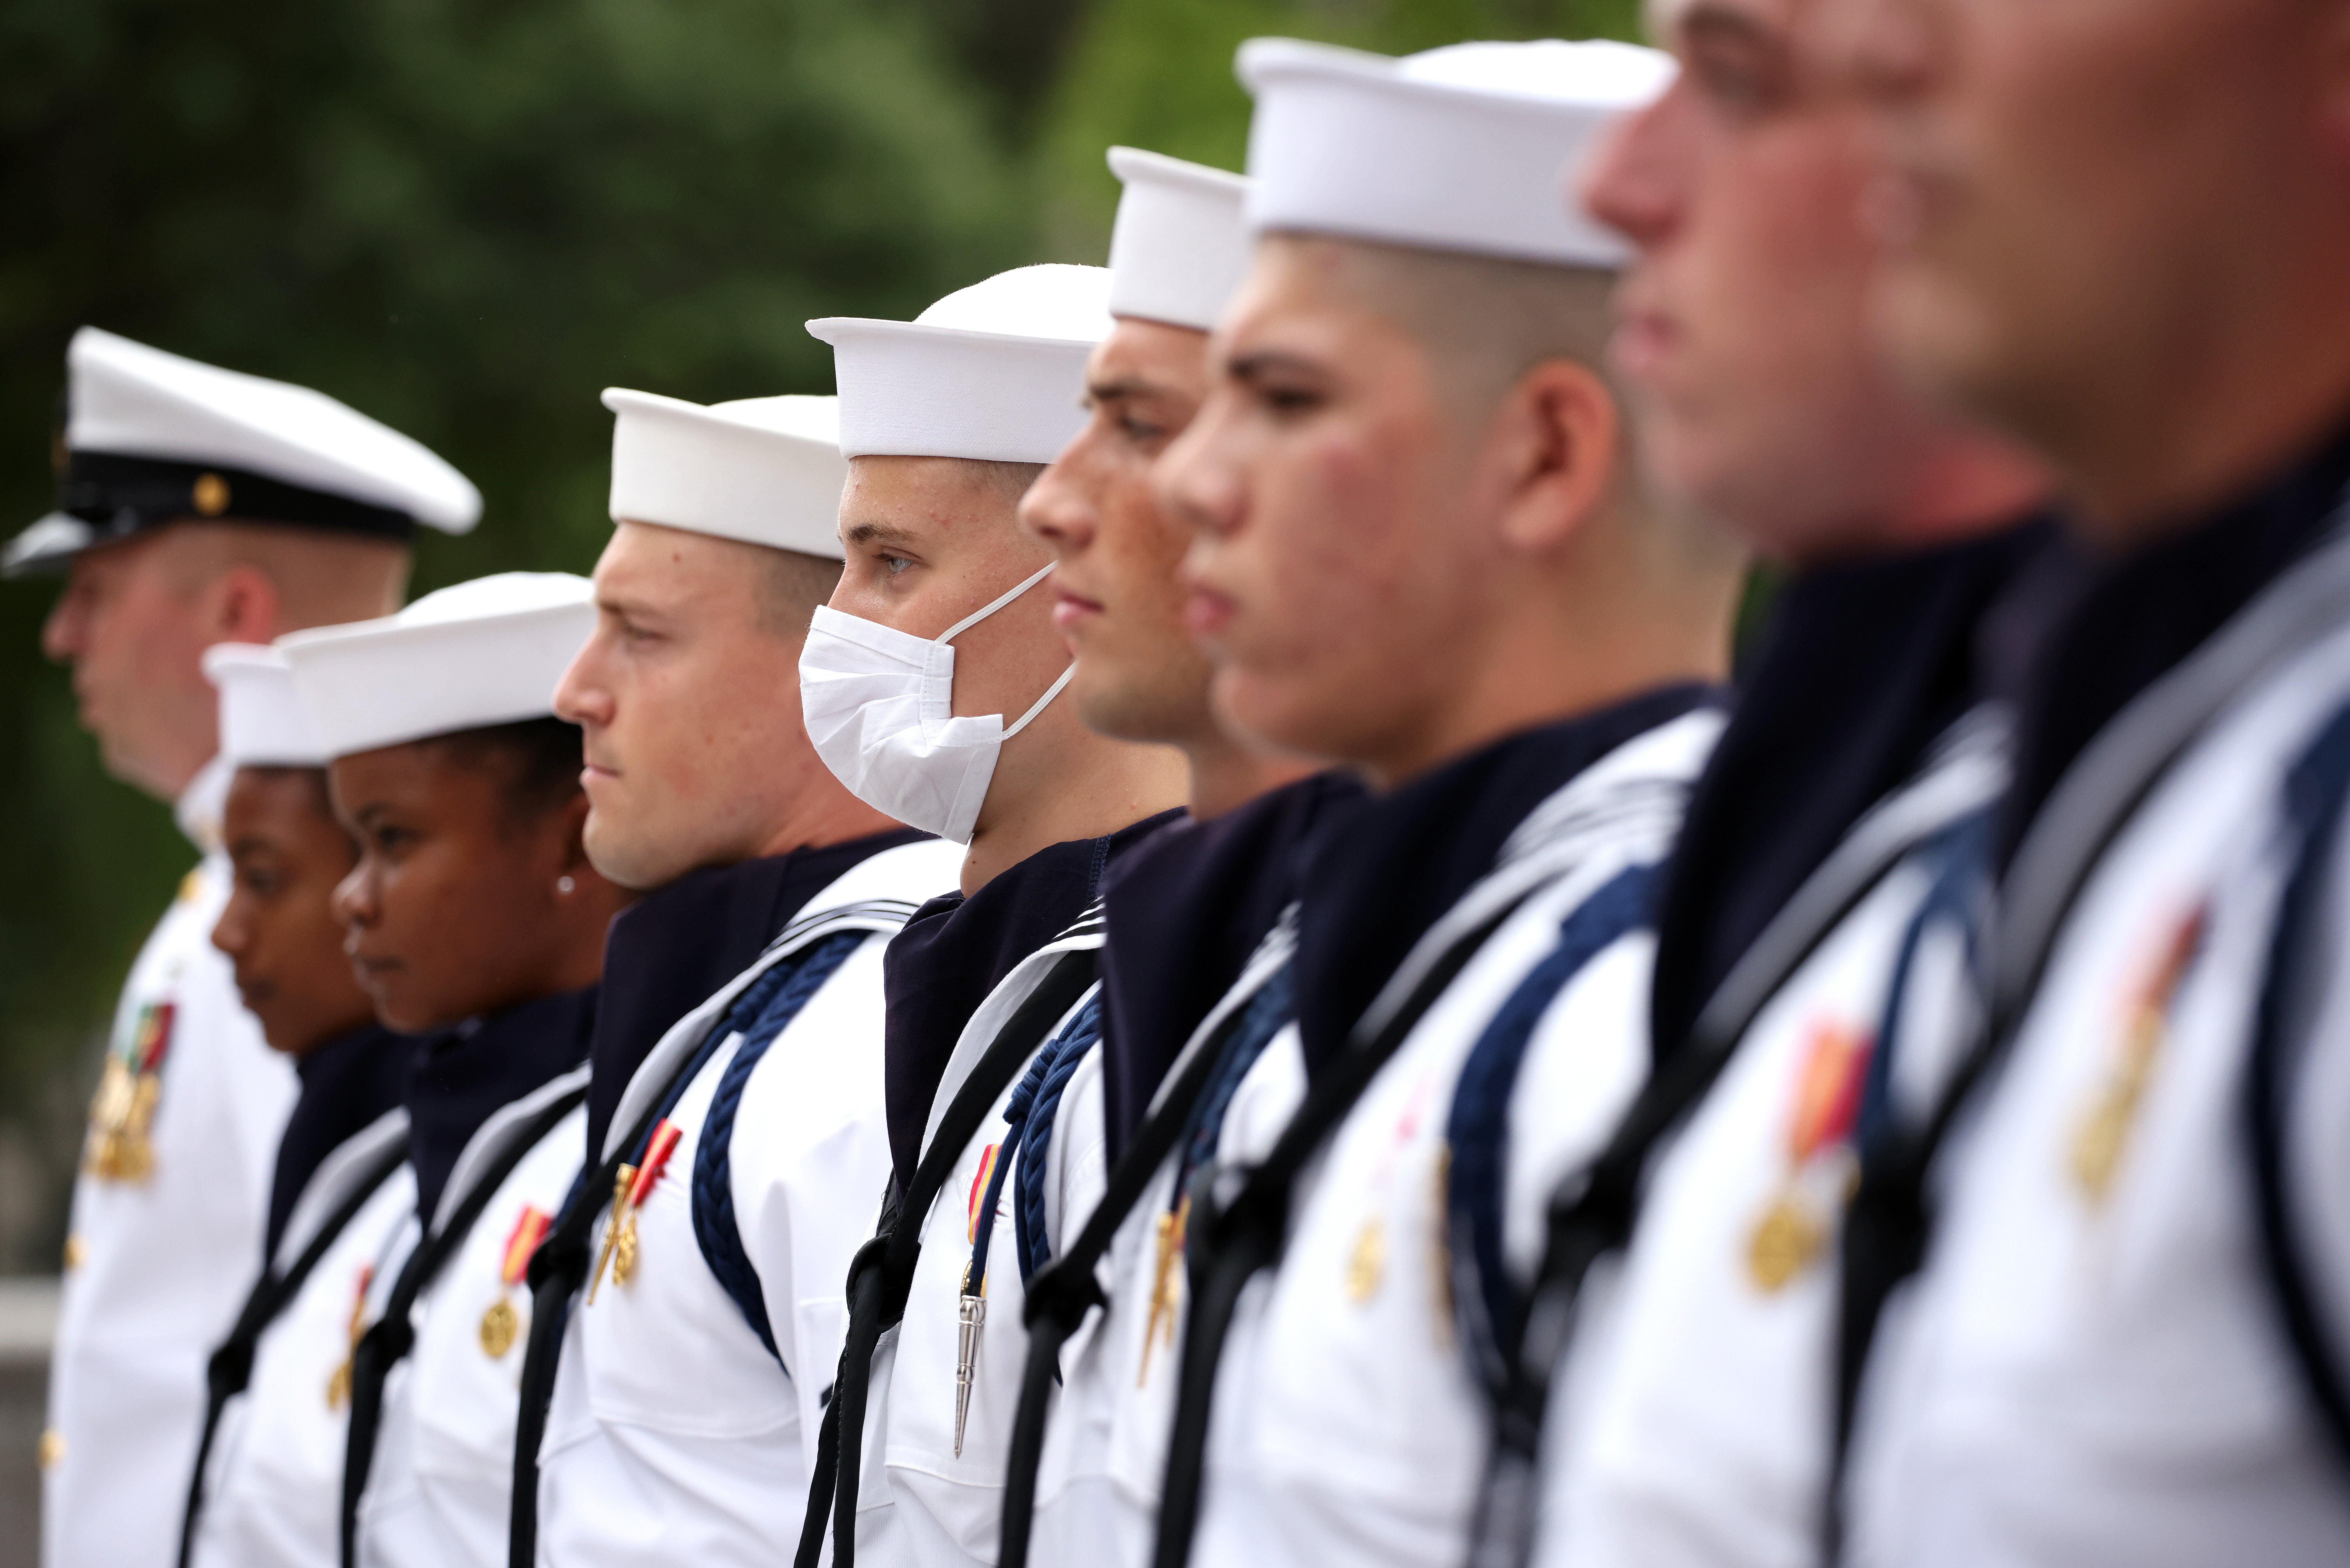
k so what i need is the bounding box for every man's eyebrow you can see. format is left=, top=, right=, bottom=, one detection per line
left=1086, top=373, right=1172, bottom=404
left=843, top=519, right=920, bottom=548
left=1226, top=348, right=1326, bottom=383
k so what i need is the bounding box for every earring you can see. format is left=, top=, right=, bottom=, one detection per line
left=556, top=876, right=576, bottom=895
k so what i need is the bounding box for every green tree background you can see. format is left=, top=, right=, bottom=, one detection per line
left=0, top=0, right=1639, bottom=1271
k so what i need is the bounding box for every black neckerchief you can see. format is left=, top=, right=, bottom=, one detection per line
left=1648, top=518, right=2060, bottom=1066
left=1094, top=771, right=1367, bottom=1167
left=405, top=985, right=597, bottom=1224
left=266, top=1024, right=421, bottom=1261
left=581, top=828, right=929, bottom=1161
left=880, top=810, right=1183, bottom=1195
left=1999, top=419, right=2350, bottom=869
left=1294, top=685, right=1720, bottom=1080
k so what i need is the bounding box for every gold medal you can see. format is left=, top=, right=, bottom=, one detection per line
left=1746, top=1192, right=1825, bottom=1293
left=1344, top=1217, right=1386, bottom=1304
left=480, top=1297, right=519, bottom=1359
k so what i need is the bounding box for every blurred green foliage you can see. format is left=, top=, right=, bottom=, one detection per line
left=0, top=0, right=1644, bottom=1268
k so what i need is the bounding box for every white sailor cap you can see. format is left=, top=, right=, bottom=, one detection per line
left=1237, top=37, right=1675, bottom=268
left=279, top=572, right=593, bottom=760
left=6, top=328, right=481, bottom=579
left=202, top=643, right=328, bottom=768
left=602, top=389, right=846, bottom=560
left=1106, top=148, right=1251, bottom=333
left=807, top=265, right=1114, bottom=465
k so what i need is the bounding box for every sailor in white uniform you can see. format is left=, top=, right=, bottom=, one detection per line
left=1470, top=3, right=2060, bottom=1565
left=10, top=327, right=476, bottom=1568
left=182, top=646, right=421, bottom=1568
left=1000, top=144, right=1344, bottom=1568
left=791, top=264, right=1191, bottom=1568
left=1137, top=38, right=1746, bottom=1568
left=277, top=574, right=626, bottom=1568
left=524, top=389, right=961, bottom=1566
left=1828, top=1, right=2350, bottom=1562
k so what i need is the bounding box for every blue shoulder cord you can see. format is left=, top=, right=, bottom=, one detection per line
left=1442, top=862, right=1662, bottom=1394
left=1856, top=812, right=1994, bottom=1149
left=1169, top=962, right=1300, bottom=1217
left=679, top=929, right=868, bottom=1362
left=964, top=992, right=1105, bottom=1303
left=2244, top=698, right=2350, bottom=1466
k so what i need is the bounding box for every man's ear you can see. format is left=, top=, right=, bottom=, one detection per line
left=207, top=563, right=283, bottom=645
left=1490, top=358, right=1622, bottom=555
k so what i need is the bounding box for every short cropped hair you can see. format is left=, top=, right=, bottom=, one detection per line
left=424, top=717, right=584, bottom=833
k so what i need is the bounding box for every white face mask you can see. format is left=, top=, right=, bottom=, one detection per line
left=799, top=562, right=1076, bottom=845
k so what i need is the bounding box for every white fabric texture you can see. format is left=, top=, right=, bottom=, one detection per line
left=808, top=265, right=1111, bottom=463
left=355, top=1080, right=589, bottom=1568
left=799, top=563, right=1074, bottom=845
left=204, top=643, right=326, bottom=767
left=532, top=837, right=962, bottom=1568
left=58, top=326, right=479, bottom=531
left=192, top=1150, right=417, bottom=1568
left=280, top=572, right=592, bottom=758
left=845, top=935, right=1114, bottom=1568
left=602, top=389, right=847, bottom=560
left=1105, top=148, right=1251, bottom=332
left=1187, top=710, right=1719, bottom=1568
left=1848, top=616, right=2350, bottom=1568
left=1238, top=37, right=1673, bottom=267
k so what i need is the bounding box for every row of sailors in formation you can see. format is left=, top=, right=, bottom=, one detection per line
left=22, top=13, right=2350, bottom=1568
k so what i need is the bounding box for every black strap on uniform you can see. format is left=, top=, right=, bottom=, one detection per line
left=995, top=963, right=1289, bottom=1568
left=1467, top=816, right=1942, bottom=1568
left=795, top=949, right=1103, bottom=1568
left=178, top=1138, right=408, bottom=1568
left=2243, top=700, right=2350, bottom=1466
left=340, top=1083, right=585, bottom=1568
left=1150, top=895, right=1533, bottom=1568
left=1824, top=519, right=2350, bottom=1563
left=506, top=932, right=870, bottom=1567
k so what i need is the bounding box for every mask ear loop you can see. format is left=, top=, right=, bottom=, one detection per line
left=935, top=561, right=1060, bottom=646
left=932, top=559, right=1075, bottom=740
left=1001, top=662, right=1076, bottom=740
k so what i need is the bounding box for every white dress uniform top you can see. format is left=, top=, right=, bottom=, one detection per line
left=533, top=838, right=963, bottom=1565
left=850, top=907, right=1119, bottom=1568
left=43, top=758, right=297, bottom=1568
left=183, top=643, right=418, bottom=1568
left=1847, top=467, right=2350, bottom=1564
left=191, top=1116, right=417, bottom=1568
left=1535, top=721, right=2004, bottom=1568
left=279, top=572, right=599, bottom=1568
left=28, top=326, right=477, bottom=1568
left=359, top=1070, right=591, bottom=1568
left=1193, top=710, right=1721, bottom=1568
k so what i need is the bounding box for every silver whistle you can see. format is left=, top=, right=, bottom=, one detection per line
left=954, top=1286, right=986, bottom=1458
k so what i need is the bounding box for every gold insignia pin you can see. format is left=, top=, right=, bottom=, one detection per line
left=1138, top=1198, right=1187, bottom=1387
left=38, top=1430, right=63, bottom=1470
left=1344, top=1217, right=1386, bottom=1304
left=192, top=472, right=230, bottom=516
left=586, top=1164, right=636, bottom=1305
